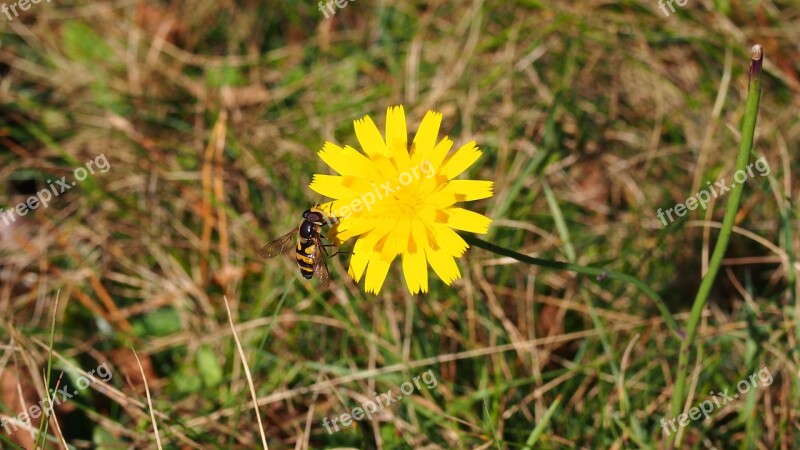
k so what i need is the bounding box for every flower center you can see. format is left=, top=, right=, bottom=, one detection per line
left=384, top=183, right=424, bottom=219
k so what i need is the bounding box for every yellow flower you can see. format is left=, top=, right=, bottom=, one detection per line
left=309, top=105, right=493, bottom=294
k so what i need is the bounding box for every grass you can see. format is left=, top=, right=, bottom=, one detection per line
left=1, top=0, right=799, bottom=448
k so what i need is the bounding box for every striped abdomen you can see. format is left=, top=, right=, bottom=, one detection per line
left=296, top=238, right=316, bottom=279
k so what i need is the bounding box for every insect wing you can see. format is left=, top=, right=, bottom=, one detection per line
left=312, top=238, right=331, bottom=287
left=258, top=229, right=297, bottom=259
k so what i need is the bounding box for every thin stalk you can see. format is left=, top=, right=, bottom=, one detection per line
left=668, top=45, right=763, bottom=446
left=462, top=234, right=680, bottom=338
left=36, top=291, right=60, bottom=448
left=522, top=394, right=562, bottom=449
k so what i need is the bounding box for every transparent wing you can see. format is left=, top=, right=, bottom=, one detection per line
left=258, top=229, right=297, bottom=259
left=312, top=239, right=331, bottom=287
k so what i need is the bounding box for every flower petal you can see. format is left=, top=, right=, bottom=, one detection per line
left=354, top=115, right=387, bottom=157
left=440, top=141, right=482, bottom=179
left=402, top=248, right=428, bottom=294
left=309, top=174, right=359, bottom=199
left=409, top=219, right=430, bottom=253
left=347, top=221, right=389, bottom=280
left=411, top=110, right=443, bottom=165
left=365, top=252, right=393, bottom=294
left=442, top=207, right=493, bottom=234
left=427, top=136, right=453, bottom=170
left=425, top=246, right=461, bottom=285
left=336, top=217, right=381, bottom=240
left=318, top=142, right=382, bottom=179
left=427, top=180, right=494, bottom=207
left=379, top=219, right=408, bottom=263
left=347, top=239, right=372, bottom=283
left=385, top=106, right=410, bottom=170
left=430, top=223, right=469, bottom=257
left=370, top=154, right=400, bottom=180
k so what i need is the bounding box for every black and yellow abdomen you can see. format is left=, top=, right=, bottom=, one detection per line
left=296, top=238, right=317, bottom=279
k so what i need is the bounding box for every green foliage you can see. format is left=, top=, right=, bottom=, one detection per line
left=0, top=0, right=797, bottom=448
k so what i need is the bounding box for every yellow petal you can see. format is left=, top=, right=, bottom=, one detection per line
left=318, top=142, right=382, bottom=179
left=347, top=238, right=372, bottom=283
left=347, top=222, right=390, bottom=282
left=370, top=154, right=400, bottom=181
left=402, top=248, right=428, bottom=294
left=409, top=219, right=429, bottom=253
left=386, top=107, right=411, bottom=173
left=430, top=223, right=468, bottom=257
left=378, top=219, right=408, bottom=263
left=425, top=247, right=461, bottom=285
left=427, top=180, right=494, bottom=207
left=385, top=106, right=406, bottom=145
left=365, top=252, right=393, bottom=294
left=427, top=136, right=453, bottom=170
left=440, top=141, right=482, bottom=179
left=391, top=143, right=412, bottom=175
left=443, top=207, right=493, bottom=234
left=411, top=110, right=442, bottom=165
left=354, top=115, right=387, bottom=157
left=417, top=174, right=452, bottom=196
left=309, top=174, right=358, bottom=200
left=336, top=217, right=381, bottom=241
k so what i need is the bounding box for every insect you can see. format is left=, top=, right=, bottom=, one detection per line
left=258, top=206, right=336, bottom=287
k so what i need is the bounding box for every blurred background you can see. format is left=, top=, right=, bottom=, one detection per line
left=1, top=0, right=798, bottom=448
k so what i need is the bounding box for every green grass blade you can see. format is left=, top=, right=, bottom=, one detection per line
left=522, top=394, right=561, bottom=449
left=669, top=45, right=764, bottom=446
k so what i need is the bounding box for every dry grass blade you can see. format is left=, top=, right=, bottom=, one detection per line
left=223, top=295, right=269, bottom=450
left=132, top=348, right=163, bottom=450
left=1, top=0, right=797, bottom=447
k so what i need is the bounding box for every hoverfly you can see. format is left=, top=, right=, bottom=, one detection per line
left=258, top=206, right=337, bottom=287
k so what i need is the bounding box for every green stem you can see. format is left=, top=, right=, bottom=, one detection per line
left=462, top=234, right=680, bottom=338
left=668, top=45, right=763, bottom=445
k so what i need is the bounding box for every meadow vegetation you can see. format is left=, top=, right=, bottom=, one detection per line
left=0, top=0, right=798, bottom=448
